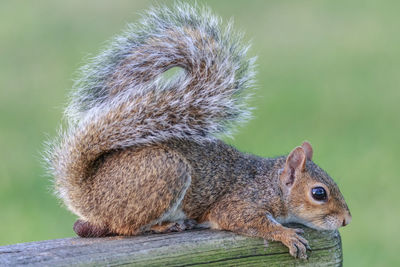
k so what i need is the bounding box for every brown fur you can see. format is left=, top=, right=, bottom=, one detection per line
left=49, top=4, right=351, bottom=259
left=67, top=138, right=350, bottom=259
left=70, top=145, right=192, bottom=235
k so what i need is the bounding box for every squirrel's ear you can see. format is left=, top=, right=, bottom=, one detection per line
left=301, top=141, right=313, bottom=161
left=286, top=146, right=307, bottom=172
left=280, top=147, right=306, bottom=188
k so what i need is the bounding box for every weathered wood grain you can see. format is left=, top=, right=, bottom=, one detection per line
left=0, top=224, right=342, bottom=266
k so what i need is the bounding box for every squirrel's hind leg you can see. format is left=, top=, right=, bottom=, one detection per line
left=88, top=146, right=192, bottom=236
left=148, top=219, right=198, bottom=234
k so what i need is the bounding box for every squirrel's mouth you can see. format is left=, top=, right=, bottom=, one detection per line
left=316, top=215, right=345, bottom=230
left=279, top=214, right=337, bottom=231
left=293, top=215, right=343, bottom=231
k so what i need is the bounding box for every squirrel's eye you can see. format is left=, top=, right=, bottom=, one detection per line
left=311, top=187, right=327, bottom=201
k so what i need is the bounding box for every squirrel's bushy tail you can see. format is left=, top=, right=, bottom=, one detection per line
left=67, top=2, right=255, bottom=125
left=46, top=3, right=255, bottom=205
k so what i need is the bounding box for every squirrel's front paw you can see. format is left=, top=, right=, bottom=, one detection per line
left=275, top=228, right=311, bottom=259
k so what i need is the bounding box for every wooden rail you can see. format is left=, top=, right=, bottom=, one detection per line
left=0, top=224, right=342, bottom=266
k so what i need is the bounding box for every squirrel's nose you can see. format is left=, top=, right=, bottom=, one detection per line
left=342, top=213, right=352, bottom=227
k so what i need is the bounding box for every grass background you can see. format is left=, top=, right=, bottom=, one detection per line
left=1, top=1, right=399, bottom=265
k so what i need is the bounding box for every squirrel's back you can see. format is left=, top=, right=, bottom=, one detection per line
left=45, top=3, right=256, bottom=215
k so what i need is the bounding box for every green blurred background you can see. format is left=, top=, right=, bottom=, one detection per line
left=1, top=1, right=399, bottom=265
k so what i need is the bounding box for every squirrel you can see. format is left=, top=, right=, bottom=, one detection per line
left=46, top=3, right=351, bottom=259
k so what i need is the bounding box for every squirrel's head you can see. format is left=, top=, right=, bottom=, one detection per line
left=278, top=142, right=351, bottom=230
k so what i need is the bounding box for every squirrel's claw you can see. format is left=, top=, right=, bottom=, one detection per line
left=276, top=227, right=310, bottom=260
left=294, top=228, right=305, bottom=234
left=289, top=239, right=308, bottom=259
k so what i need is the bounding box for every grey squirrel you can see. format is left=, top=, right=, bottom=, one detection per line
left=46, top=3, right=351, bottom=259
